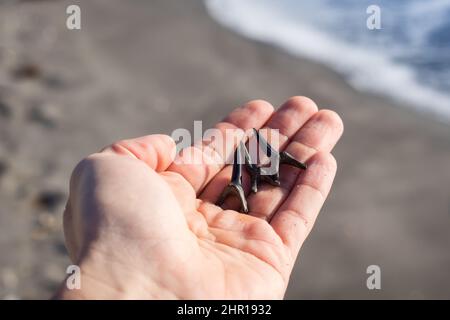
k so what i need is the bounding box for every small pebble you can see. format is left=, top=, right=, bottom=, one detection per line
left=12, top=63, right=41, bottom=80
left=1, top=268, right=18, bottom=289
left=44, top=75, right=65, bottom=89
left=34, top=190, right=65, bottom=212
left=31, top=229, right=49, bottom=241
left=0, top=100, right=11, bottom=118
left=27, top=103, right=59, bottom=128
left=53, top=241, right=68, bottom=255
left=0, top=160, right=6, bottom=177
left=37, top=212, right=58, bottom=230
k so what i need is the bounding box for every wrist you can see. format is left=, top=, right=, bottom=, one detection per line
left=54, top=248, right=176, bottom=299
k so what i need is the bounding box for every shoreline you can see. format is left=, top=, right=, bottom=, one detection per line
left=204, top=0, right=450, bottom=125
left=204, top=2, right=450, bottom=130
left=0, top=0, right=449, bottom=299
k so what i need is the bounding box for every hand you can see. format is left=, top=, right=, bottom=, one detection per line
left=56, top=97, right=343, bottom=299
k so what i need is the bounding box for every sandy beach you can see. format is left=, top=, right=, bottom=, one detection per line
left=0, top=0, right=449, bottom=299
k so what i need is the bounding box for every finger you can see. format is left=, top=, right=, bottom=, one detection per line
left=167, top=100, right=274, bottom=194
left=101, top=134, right=176, bottom=172
left=200, top=96, right=317, bottom=208
left=270, top=152, right=337, bottom=259
left=265, top=96, right=319, bottom=139
left=247, top=109, right=343, bottom=220
left=194, top=202, right=291, bottom=277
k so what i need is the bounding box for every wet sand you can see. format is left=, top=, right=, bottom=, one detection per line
left=0, top=0, right=449, bottom=299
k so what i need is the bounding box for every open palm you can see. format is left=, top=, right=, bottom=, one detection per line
left=61, top=97, right=343, bottom=299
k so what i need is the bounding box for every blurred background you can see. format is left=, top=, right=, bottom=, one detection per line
left=0, top=0, right=449, bottom=299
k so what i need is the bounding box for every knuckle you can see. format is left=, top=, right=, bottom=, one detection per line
left=318, top=109, right=344, bottom=133
left=285, top=96, right=318, bottom=113
left=69, top=153, right=103, bottom=189
left=246, top=99, right=274, bottom=113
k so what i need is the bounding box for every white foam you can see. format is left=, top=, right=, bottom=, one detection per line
left=204, top=0, right=450, bottom=122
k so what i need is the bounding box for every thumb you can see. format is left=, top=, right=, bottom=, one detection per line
left=101, top=134, right=176, bottom=172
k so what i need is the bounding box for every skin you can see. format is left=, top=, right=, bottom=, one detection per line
left=55, top=97, right=343, bottom=299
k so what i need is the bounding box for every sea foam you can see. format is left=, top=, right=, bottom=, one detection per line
left=205, top=0, right=450, bottom=123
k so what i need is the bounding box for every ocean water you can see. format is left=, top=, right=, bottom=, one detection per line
left=204, top=0, right=450, bottom=122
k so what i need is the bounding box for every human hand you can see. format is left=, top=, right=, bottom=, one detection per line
left=56, top=97, right=343, bottom=299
